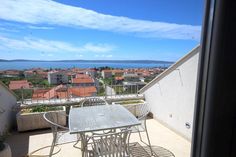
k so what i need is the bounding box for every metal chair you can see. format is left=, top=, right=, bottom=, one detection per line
left=81, top=97, right=109, bottom=107
left=130, top=103, right=154, bottom=156
left=43, top=112, right=78, bottom=157
left=85, top=129, right=132, bottom=157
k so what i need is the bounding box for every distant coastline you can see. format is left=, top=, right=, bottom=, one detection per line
left=0, top=60, right=174, bottom=70
left=0, top=59, right=173, bottom=64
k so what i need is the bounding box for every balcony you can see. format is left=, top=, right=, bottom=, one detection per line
left=1, top=81, right=192, bottom=157
left=1, top=47, right=200, bottom=157
left=6, top=119, right=190, bottom=157
left=2, top=86, right=191, bottom=157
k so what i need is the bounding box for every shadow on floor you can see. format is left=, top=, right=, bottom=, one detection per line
left=130, top=142, right=175, bottom=157
left=6, top=130, right=175, bottom=157
left=6, top=129, right=51, bottom=157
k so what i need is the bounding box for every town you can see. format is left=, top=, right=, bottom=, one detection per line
left=0, top=67, right=165, bottom=101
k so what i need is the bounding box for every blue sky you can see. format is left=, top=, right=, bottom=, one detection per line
left=0, top=0, right=204, bottom=61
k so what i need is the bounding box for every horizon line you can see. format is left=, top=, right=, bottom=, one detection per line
left=0, top=59, right=174, bottom=63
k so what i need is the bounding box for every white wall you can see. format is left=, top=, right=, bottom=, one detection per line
left=143, top=50, right=199, bottom=140
left=0, top=83, right=17, bottom=134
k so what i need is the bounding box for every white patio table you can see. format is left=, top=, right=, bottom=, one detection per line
left=69, top=104, right=141, bottom=157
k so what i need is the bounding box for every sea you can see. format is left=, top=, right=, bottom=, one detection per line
left=0, top=61, right=172, bottom=70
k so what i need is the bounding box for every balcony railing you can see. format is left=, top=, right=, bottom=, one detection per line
left=18, top=84, right=145, bottom=105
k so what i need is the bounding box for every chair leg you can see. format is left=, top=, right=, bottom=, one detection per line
left=49, top=134, right=57, bottom=157
left=138, top=123, right=154, bottom=156
left=73, top=134, right=81, bottom=149
left=144, top=119, right=154, bottom=156
left=145, top=129, right=154, bottom=156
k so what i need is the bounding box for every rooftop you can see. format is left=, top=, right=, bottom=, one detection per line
left=9, top=80, right=31, bottom=90
left=69, top=87, right=97, bottom=97
left=71, top=77, right=94, bottom=84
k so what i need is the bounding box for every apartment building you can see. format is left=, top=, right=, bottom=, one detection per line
left=71, top=74, right=95, bottom=87
left=101, top=70, right=113, bottom=79
left=47, top=71, right=68, bottom=85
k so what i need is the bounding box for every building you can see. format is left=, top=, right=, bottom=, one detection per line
left=37, top=71, right=48, bottom=79
left=47, top=71, right=68, bottom=85
left=32, top=85, right=97, bottom=99
left=69, top=86, right=97, bottom=97
left=24, top=70, right=35, bottom=77
left=115, top=76, right=124, bottom=84
left=85, top=69, right=97, bottom=78
left=72, top=75, right=95, bottom=87
left=2, top=70, right=20, bottom=77
left=101, top=70, right=113, bottom=79
left=112, top=70, right=124, bottom=77
left=32, top=89, right=51, bottom=100
left=123, top=73, right=146, bottom=91
left=123, top=73, right=140, bottom=82
left=9, top=80, right=31, bottom=90
left=32, top=85, right=65, bottom=100
left=75, top=74, right=90, bottom=78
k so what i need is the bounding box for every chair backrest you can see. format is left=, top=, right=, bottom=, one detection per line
left=136, top=103, right=150, bottom=120
left=82, top=97, right=108, bottom=107
left=43, top=112, right=68, bottom=133
left=91, top=129, right=131, bottom=157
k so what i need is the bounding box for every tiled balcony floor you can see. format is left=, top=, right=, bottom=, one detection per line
left=6, top=119, right=191, bottom=157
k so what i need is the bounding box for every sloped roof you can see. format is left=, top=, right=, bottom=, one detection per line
left=69, top=87, right=97, bottom=97
left=9, top=80, right=30, bottom=90
left=76, top=74, right=90, bottom=78
left=139, top=45, right=200, bottom=93
left=112, top=70, right=124, bottom=73
left=72, top=77, right=94, bottom=84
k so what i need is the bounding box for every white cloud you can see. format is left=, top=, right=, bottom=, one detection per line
left=0, top=0, right=201, bottom=40
left=83, top=43, right=114, bottom=53
left=27, top=25, right=54, bottom=30
left=0, top=22, right=53, bottom=33
left=0, top=35, right=114, bottom=53
left=0, top=27, right=19, bottom=32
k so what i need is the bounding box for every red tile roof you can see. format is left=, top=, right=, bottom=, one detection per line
left=32, top=85, right=97, bottom=99
left=112, top=70, right=124, bottom=73
left=75, top=74, right=90, bottom=78
left=9, top=80, right=30, bottom=90
left=69, top=87, right=97, bottom=97
left=32, top=89, right=50, bottom=99
left=32, top=85, right=63, bottom=100
left=72, top=77, right=94, bottom=84
left=5, top=70, right=20, bottom=75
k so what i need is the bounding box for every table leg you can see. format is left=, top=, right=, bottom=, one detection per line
left=80, top=133, right=86, bottom=157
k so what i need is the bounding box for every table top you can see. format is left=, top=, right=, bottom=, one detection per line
left=69, top=104, right=141, bottom=134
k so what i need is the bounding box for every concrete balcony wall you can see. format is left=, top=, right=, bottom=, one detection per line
left=0, top=82, right=17, bottom=133
left=140, top=46, right=200, bottom=140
